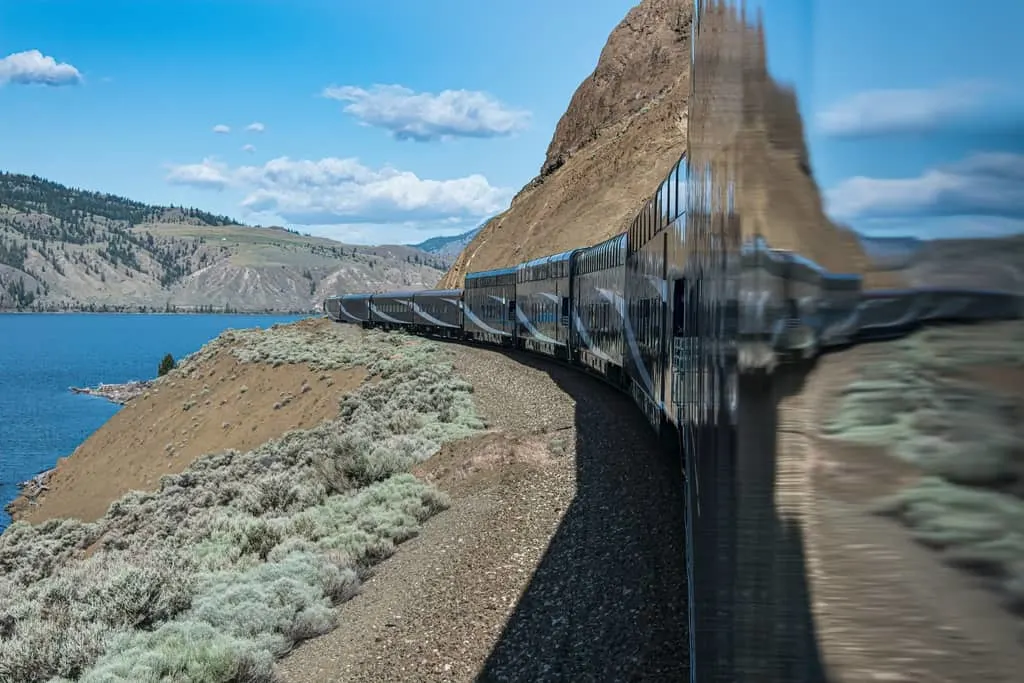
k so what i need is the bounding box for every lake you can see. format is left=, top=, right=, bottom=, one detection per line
left=0, top=313, right=309, bottom=531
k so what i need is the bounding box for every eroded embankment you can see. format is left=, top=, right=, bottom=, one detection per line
left=0, top=319, right=486, bottom=683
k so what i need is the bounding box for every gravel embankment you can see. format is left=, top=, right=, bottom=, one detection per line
left=275, top=343, right=689, bottom=682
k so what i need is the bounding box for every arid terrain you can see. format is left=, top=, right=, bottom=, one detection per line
left=0, top=173, right=449, bottom=313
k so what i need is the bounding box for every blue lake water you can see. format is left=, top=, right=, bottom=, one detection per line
left=0, top=313, right=309, bottom=531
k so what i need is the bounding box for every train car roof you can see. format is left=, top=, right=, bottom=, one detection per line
left=339, top=292, right=373, bottom=301
left=371, top=289, right=424, bottom=299
left=578, top=232, right=627, bottom=254
left=518, top=247, right=579, bottom=270
left=465, top=265, right=517, bottom=279
left=412, top=288, right=463, bottom=297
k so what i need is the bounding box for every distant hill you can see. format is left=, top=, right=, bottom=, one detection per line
left=411, top=227, right=482, bottom=262
left=0, top=173, right=447, bottom=312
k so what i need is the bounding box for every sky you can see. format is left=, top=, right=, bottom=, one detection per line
left=0, top=0, right=639, bottom=245
left=750, top=0, right=1024, bottom=240
left=2, top=0, right=1022, bottom=246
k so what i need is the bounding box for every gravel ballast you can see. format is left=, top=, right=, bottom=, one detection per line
left=275, top=343, right=690, bottom=682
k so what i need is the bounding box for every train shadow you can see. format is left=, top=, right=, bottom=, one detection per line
left=703, top=365, right=828, bottom=682
left=467, top=345, right=830, bottom=682
left=473, top=349, right=690, bottom=682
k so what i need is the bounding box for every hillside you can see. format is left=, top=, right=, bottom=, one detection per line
left=0, top=173, right=447, bottom=313
left=411, top=226, right=482, bottom=263
left=439, top=0, right=907, bottom=290
left=439, top=0, right=694, bottom=287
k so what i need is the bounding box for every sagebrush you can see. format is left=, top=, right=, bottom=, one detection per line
left=825, top=322, right=1024, bottom=616
left=0, top=322, right=485, bottom=682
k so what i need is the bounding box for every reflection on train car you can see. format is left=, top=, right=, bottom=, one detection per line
left=516, top=249, right=577, bottom=359
left=369, top=290, right=419, bottom=329
left=410, top=289, right=464, bottom=339
left=571, top=233, right=627, bottom=386
left=463, top=266, right=517, bottom=346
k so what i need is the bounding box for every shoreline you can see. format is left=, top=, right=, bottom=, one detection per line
left=3, top=379, right=155, bottom=522
left=69, top=379, right=154, bottom=405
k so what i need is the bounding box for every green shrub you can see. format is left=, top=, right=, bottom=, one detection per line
left=157, top=354, right=176, bottom=378
left=0, top=323, right=482, bottom=682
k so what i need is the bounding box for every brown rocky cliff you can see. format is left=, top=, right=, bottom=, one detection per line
left=439, top=0, right=695, bottom=288
left=441, top=0, right=902, bottom=290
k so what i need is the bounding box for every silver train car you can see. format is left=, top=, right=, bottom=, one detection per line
left=463, top=266, right=517, bottom=346
left=515, top=249, right=577, bottom=359
left=369, top=290, right=419, bottom=328
left=326, top=293, right=372, bottom=325
left=410, top=289, right=464, bottom=338
left=571, top=233, right=627, bottom=382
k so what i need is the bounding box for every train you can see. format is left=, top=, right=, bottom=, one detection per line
left=324, top=151, right=1021, bottom=443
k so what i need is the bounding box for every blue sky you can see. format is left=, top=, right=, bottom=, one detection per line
left=751, top=0, right=1024, bottom=240
left=0, top=0, right=639, bottom=244
left=3, top=0, right=1022, bottom=246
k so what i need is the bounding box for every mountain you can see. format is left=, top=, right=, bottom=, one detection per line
left=439, top=0, right=906, bottom=290
left=440, top=0, right=694, bottom=287
left=0, top=173, right=447, bottom=312
left=410, top=227, right=482, bottom=262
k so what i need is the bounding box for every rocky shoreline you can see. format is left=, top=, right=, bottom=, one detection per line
left=69, top=380, right=153, bottom=405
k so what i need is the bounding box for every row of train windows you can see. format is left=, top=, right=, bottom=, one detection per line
left=628, top=298, right=663, bottom=343
left=578, top=301, right=616, bottom=329
left=473, top=301, right=507, bottom=320
left=375, top=301, right=406, bottom=314
left=578, top=242, right=624, bottom=274
left=468, top=274, right=514, bottom=288
left=629, top=157, right=686, bottom=247
left=519, top=259, right=569, bottom=282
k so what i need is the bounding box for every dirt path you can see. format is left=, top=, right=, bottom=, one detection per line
left=275, top=345, right=689, bottom=682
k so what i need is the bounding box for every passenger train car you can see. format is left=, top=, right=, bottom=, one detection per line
left=323, top=151, right=1020, bottom=441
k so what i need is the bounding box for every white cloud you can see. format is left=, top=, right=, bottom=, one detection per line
left=825, top=152, right=1024, bottom=222
left=816, top=82, right=995, bottom=137
left=245, top=122, right=265, bottom=133
left=165, top=156, right=511, bottom=226
left=212, top=124, right=231, bottom=134
left=241, top=144, right=256, bottom=153
left=321, top=84, right=530, bottom=142
left=0, top=50, right=82, bottom=86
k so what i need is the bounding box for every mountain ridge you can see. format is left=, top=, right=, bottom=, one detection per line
left=0, top=172, right=449, bottom=312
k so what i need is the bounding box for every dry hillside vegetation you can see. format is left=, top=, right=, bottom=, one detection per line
left=442, top=0, right=904, bottom=290
left=821, top=321, right=1024, bottom=618
left=0, top=173, right=446, bottom=312
left=0, top=320, right=486, bottom=683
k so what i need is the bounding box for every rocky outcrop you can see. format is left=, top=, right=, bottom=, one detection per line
left=70, top=380, right=152, bottom=405
left=441, top=0, right=905, bottom=290
left=439, top=0, right=695, bottom=288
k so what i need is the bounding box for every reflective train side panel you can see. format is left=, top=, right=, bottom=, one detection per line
left=463, top=266, right=517, bottom=346
left=369, top=290, right=418, bottom=328
left=410, top=288, right=464, bottom=337
left=336, top=293, right=372, bottom=324
left=515, top=249, right=577, bottom=359
left=571, top=233, right=627, bottom=384
left=624, top=176, right=673, bottom=434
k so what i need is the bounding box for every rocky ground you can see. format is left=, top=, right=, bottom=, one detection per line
left=69, top=380, right=153, bottom=405
left=275, top=344, right=690, bottom=682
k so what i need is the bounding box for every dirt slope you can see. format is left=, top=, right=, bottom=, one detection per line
left=7, top=319, right=366, bottom=525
